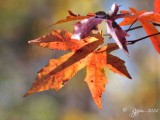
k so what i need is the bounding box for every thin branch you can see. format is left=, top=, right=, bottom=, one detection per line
left=152, top=22, right=160, bottom=27
left=125, top=22, right=160, bottom=32
left=127, top=32, right=160, bottom=45
left=126, top=19, right=137, bottom=33
left=113, top=13, right=135, bottom=20
left=96, top=32, right=160, bottom=53
left=125, top=26, right=142, bottom=32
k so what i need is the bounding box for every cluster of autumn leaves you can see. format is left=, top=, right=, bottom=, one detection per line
left=24, top=1, right=160, bottom=109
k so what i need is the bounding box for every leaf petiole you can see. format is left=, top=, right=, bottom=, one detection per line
left=125, top=19, right=137, bottom=33
left=127, top=32, right=160, bottom=45
left=125, top=22, right=160, bottom=32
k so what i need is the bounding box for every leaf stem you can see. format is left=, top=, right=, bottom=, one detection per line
left=96, top=32, right=160, bottom=53
left=125, top=19, right=137, bottom=33
left=125, top=22, right=160, bottom=32
left=127, top=32, right=160, bottom=45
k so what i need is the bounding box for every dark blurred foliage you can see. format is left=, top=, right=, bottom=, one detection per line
left=0, top=0, right=159, bottom=120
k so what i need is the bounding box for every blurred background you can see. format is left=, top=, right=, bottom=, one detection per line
left=0, top=0, right=160, bottom=120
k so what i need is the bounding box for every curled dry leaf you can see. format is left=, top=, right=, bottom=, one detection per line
left=71, top=17, right=103, bottom=40
left=106, top=19, right=129, bottom=54
left=105, top=3, right=129, bottom=54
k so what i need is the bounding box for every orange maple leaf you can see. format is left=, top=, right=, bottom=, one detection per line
left=24, top=31, right=103, bottom=96
left=24, top=30, right=131, bottom=109
left=28, top=29, right=92, bottom=51
left=154, top=0, right=160, bottom=12
left=85, top=44, right=131, bottom=109
left=120, top=8, right=160, bottom=54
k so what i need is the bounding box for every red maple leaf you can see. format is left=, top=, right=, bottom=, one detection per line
left=120, top=7, right=160, bottom=54
left=154, top=0, right=160, bottom=12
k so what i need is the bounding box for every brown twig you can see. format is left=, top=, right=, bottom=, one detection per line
left=127, top=32, right=160, bottom=45
left=125, top=22, right=160, bottom=32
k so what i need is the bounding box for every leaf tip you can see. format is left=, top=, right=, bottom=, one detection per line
left=23, top=94, right=27, bottom=97
left=128, top=74, right=132, bottom=79
left=123, top=70, right=132, bottom=79
left=23, top=90, right=33, bottom=97
left=95, top=97, right=103, bottom=109
left=98, top=106, right=103, bottom=110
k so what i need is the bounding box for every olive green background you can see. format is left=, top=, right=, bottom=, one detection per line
left=0, top=0, right=159, bottom=120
